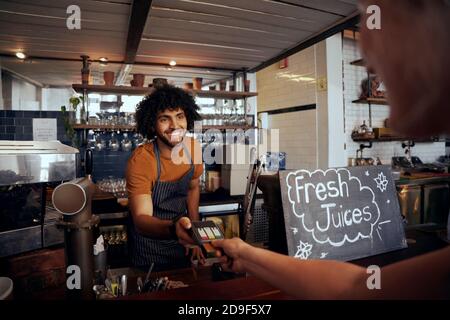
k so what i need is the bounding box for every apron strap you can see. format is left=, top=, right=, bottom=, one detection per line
left=153, top=140, right=162, bottom=181
left=153, top=138, right=194, bottom=182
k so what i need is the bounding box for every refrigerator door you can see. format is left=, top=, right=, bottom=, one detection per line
left=423, top=183, right=450, bottom=225
left=397, top=185, right=422, bottom=225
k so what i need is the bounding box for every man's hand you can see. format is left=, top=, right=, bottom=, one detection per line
left=188, top=246, right=206, bottom=265
left=211, top=237, right=249, bottom=274
left=175, top=217, right=196, bottom=246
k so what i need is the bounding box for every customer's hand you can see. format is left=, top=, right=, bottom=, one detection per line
left=211, top=237, right=249, bottom=273
left=175, top=217, right=195, bottom=246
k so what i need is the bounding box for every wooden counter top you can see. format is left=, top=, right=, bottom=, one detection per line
left=4, top=227, right=447, bottom=300
left=122, top=276, right=292, bottom=300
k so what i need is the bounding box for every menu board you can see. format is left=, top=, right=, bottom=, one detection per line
left=279, top=166, right=407, bottom=261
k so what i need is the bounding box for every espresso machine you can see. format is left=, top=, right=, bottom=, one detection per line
left=0, top=141, right=79, bottom=258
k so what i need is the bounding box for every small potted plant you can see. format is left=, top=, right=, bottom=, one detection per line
left=68, top=95, right=86, bottom=124
left=60, top=105, right=78, bottom=147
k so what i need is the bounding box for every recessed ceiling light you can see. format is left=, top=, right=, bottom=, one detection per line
left=16, top=52, right=26, bottom=59
left=99, top=57, right=108, bottom=66
left=169, top=60, right=177, bottom=66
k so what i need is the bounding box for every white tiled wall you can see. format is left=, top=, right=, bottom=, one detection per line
left=343, top=38, right=445, bottom=164
left=256, top=43, right=325, bottom=170
left=257, top=46, right=317, bottom=112
left=268, top=110, right=317, bottom=170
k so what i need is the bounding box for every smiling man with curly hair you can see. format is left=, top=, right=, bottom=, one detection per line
left=126, top=85, right=205, bottom=271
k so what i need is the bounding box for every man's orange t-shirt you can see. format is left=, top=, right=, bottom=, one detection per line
left=126, top=137, right=203, bottom=198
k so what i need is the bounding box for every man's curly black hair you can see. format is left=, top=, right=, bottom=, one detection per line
left=135, top=85, right=201, bottom=139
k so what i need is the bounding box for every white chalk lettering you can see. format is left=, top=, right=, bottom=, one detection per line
left=295, top=175, right=305, bottom=203
left=318, top=203, right=335, bottom=231
left=362, top=205, right=372, bottom=221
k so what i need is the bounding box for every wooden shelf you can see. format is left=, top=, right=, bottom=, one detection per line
left=191, top=89, right=257, bottom=99
left=343, top=29, right=360, bottom=41
left=72, top=84, right=257, bottom=99
left=73, top=124, right=135, bottom=130
left=73, top=84, right=153, bottom=95
left=201, top=125, right=257, bottom=130
left=73, top=124, right=257, bottom=131
left=352, top=97, right=388, bottom=105
left=350, top=59, right=365, bottom=67
left=352, top=137, right=439, bottom=143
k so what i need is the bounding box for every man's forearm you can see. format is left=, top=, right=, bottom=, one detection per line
left=187, top=181, right=200, bottom=221
left=133, top=214, right=173, bottom=239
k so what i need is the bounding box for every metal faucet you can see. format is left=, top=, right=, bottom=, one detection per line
left=402, top=141, right=415, bottom=161
left=356, top=142, right=373, bottom=160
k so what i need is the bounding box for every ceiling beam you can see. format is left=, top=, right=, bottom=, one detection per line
left=124, top=0, right=153, bottom=64
left=249, top=12, right=360, bottom=73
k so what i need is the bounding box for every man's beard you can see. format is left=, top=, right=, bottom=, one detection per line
left=156, top=129, right=186, bottom=148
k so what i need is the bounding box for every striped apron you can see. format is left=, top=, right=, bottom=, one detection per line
left=129, top=140, right=194, bottom=270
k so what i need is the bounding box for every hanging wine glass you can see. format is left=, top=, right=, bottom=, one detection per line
left=109, top=132, right=120, bottom=151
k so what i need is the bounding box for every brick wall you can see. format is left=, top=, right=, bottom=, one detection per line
left=0, top=110, right=71, bottom=142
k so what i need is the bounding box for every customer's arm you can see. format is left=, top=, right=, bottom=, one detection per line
left=212, top=238, right=450, bottom=299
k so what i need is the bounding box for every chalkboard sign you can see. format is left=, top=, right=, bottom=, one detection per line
left=279, top=166, right=407, bottom=261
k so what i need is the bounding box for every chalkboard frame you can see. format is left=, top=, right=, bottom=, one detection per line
left=279, top=165, right=408, bottom=261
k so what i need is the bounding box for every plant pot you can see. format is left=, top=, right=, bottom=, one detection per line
left=153, top=78, right=168, bottom=88
left=133, top=74, right=145, bottom=87
left=244, top=79, right=251, bottom=92
left=183, top=82, right=193, bottom=90
left=103, top=71, right=115, bottom=86
left=219, top=80, right=226, bottom=91
left=193, top=77, right=203, bottom=90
